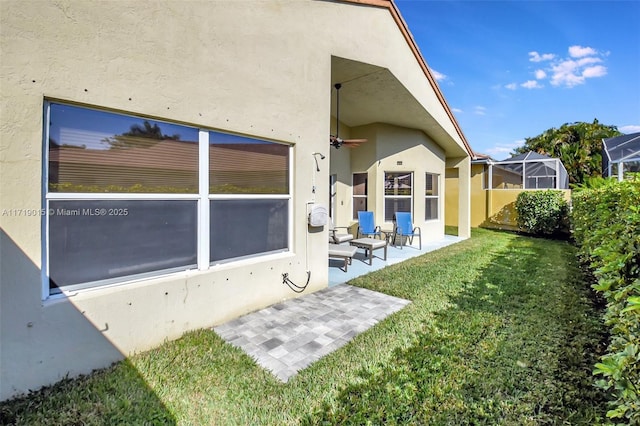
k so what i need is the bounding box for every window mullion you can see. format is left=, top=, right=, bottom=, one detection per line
left=198, top=130, right=210, bottom=271
left=42, top=102, right=51, bottom=300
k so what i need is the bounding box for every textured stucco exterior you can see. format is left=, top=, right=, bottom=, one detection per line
left=329, top=123, right=461, bottom=239
left=0, top=0, right=471, bottom=400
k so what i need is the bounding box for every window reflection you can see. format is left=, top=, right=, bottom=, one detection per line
left=384, top=172, right=413, bottom=221
left=209, top=131, right=289, bottom=194
left=49, top=104, right=199, bottom=193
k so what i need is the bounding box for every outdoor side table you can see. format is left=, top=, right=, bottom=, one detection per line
left=380, top=229, right=394, bottom=244
left=350, top=238, right=388, bottom=265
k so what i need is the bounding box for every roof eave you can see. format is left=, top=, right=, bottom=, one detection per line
left=339, top=0, right=473, bottom=158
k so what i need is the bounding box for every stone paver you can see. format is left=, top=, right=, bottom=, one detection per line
left=213, top=284, right=409, bottom=382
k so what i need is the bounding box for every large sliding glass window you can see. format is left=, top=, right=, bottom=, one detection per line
left=352, top=173, right=368, bottom=220
left=45, top=102, right=290, bottom=295
left=425, top=173, right=439, bottom=221
left=384, top=172, right=413, bottom=222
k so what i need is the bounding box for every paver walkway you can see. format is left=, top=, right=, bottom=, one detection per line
left=214, top=284, right=410, bottom=382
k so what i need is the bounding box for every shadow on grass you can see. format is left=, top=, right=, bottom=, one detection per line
left=0, top=359, right=177, bottom=425
left=303, top=233, right=608, bottom=425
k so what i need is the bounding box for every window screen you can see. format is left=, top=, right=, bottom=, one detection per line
left=425, top=173, right=439, bottom=220
left=352, top=173, right=368, bottom=219
left=210, top=199, right=289, bottom=262
left=49, top=200, right=197, bottom=291
left=384, top=172, right=413, bottom=222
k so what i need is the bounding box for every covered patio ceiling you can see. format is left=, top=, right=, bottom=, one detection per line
left=330, top=56, right=468, bottom=158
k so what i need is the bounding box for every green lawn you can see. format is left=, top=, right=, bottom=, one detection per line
left=0, top=228, right=608, bottom=425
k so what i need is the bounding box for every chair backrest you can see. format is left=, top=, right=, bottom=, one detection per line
left=357, top=211, right=376, bottom=233
left=395, top=212, right=413, bottom=234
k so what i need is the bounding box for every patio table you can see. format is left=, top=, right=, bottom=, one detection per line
left=380, top=229, right=394, bottom=244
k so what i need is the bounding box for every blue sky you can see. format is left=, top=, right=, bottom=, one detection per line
left=395, top=0, right=640, bottom=159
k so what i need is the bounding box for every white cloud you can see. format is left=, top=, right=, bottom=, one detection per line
left=569, top=45, right=597, bottom=58
left=529, top=51, right=555, bottom=62
left=548, top=49, right=607, bottom=87
left=582, top=65, right=607, bottom=78
left=473, top=106, right=487, bottom=115
left=452, top=107, right=463, bottom=113
left=620, top=125, right=640, bottom=134
left=485, top=140, right=525, bottom=158
left=521, top=80, right=543, bottom=89
left=505, top=83, right=517, bottom=90
left=518, top=46, right=607, bottom=88
left=430, top=68, right=447, bottom=81
left=576, top=56, right=602, bottom=67
left=550, top=60, right=583, bottom=87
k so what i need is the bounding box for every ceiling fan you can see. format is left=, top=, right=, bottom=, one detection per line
left=330, top=83, right=368, bottom=149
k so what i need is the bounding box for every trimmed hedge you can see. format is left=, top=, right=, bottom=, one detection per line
left=572, top=175, right=640, bottom=422
left=515, top=190, right=569, bottom=236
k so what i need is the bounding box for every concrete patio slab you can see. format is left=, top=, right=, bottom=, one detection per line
left=329, top=234, right=464, bottom=287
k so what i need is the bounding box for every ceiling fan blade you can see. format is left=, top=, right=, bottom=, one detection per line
left=342, top=138, right=368, bottom=144
left=329, top=135, right=343, bottom=148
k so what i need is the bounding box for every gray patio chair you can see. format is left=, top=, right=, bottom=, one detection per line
left=329, top=218, right=353, bottom=244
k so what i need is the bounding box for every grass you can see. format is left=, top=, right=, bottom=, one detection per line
left=0, top=228, right=608, bottom=425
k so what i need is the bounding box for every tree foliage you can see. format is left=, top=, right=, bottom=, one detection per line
left=105, top=120, right=181, bottom=149
left=571, top=175, right=640, bottom=422
left=514, top=119, right=621, bottom=185
left=515, top=190, right=569, bottom=236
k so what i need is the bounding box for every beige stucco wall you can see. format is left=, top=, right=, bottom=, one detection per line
left=484, top=190, right=523, bottom=230
left=444, top=168, right=459, bottom=227
left=0, top=0, right=469, bottom=399
left=470, top=164, right=489, bottom=227
left=328, top=119, right=355, bottom=230
left=331, top=123, right=447, bottom=238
